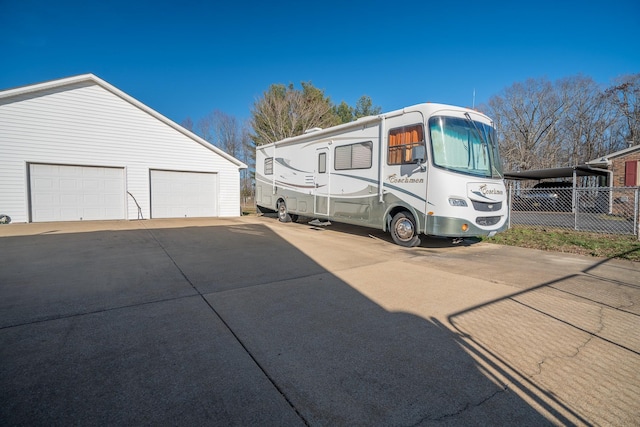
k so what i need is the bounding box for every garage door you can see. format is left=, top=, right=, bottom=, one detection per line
left=30, top=164, right=126, bottom=222
left=150, top=170, right=217, bottom=218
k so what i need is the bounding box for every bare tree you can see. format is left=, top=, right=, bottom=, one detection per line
left=181, top=117, right=194, bottom=132
left=192, top=110, right=243, bottom=158
left=482, top=77, right=566, bottom=171
left=605, top=73, right=640, bottom=147
left=196, top=112, right=216, bottom=144
left=483, top=74, right=640, bottom=174
left=555, top=75, right=613, bottom=165
left=212, top=111, right=241, bottom=158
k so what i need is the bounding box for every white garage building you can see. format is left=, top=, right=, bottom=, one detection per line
left=0, top=74, right=247, bottom=223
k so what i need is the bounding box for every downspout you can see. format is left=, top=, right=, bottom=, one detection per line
left=127, top=191, right=144, bottom=220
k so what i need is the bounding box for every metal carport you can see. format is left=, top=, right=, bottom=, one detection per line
left=504, top=164, right=611, bottom=182
left=504, top=164, right=619, bottom=220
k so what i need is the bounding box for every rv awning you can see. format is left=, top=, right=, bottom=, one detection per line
left=504, top=165, right=610, bottom=181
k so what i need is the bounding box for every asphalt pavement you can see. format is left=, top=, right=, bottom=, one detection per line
left=1, top=217, right=639, bottom=426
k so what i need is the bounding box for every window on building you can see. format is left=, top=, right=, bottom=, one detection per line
left=335, top=142, right=373, bottom=170
left=265, top=157, right=273, bottom=175
left=388, top=124, right=425, bottom=165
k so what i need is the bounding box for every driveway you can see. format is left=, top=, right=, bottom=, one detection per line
left=1, top=217, right=639, bottom=425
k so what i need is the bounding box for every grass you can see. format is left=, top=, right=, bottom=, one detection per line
left=483, top=225, right=640, bottom=262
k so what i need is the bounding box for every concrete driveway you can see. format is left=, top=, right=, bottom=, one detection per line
left=1, top=217, right=639, bottom=425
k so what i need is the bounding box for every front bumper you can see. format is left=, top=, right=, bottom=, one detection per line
left=424, top=215, right=508, bottom=237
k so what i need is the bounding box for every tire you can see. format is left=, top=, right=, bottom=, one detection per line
left=390, top=212, right=420, bottom=247
left=277, top=200, right=291, bottom=223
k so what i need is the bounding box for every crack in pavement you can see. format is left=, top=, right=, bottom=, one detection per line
left=408, top=385, right=510, bottom=426
left=530, top=305, right=605, bottom=377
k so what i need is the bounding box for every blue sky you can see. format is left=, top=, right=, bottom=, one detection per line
left=1, top=0, right=639, bottom=126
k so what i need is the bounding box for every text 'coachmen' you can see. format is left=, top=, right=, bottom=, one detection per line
left=479, top=184, right=504, bottom=195
left=388, top=174, right=424, bottom=184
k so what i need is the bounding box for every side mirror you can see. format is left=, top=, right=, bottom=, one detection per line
left=411, top=145, right=427, bottom=173
left=412, top=145, right=426, bottom=164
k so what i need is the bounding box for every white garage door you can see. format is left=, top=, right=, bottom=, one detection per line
left=30, top=164, right=126, bottom=222
left=150, top=170, right=217, bottom=218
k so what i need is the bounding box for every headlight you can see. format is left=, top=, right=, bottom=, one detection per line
left=448, top=198, right=468, bottom=207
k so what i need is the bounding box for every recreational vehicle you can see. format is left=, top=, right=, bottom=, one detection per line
left=255, top=103, right=508, bottom=247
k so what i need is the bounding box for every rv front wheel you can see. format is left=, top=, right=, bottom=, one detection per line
left=390, top=212, right=420, bottom=247
left=277, top=200, right=292, bottom=223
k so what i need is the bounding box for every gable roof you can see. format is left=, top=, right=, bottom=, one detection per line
left=586, top=144, right=640, bottom=167
left=0, top=73, right=247, bottom=169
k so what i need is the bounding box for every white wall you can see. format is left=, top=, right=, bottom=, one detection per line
left=0, top=81, right=241, bottom=222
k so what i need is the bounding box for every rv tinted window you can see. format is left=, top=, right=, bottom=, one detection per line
left=318, top=152, right=327, bottom=173
left=388, top=124, right=425, bottom=165
left=335, top=142, right=372, bottom=170
left=265, top=157, right=273, bottom=175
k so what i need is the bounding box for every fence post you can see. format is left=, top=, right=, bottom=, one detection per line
left=574, top=187, right=578, bottom=231
left=508, top=185, right=512, bottom=230
left=636, top=188, right=639, bottom=241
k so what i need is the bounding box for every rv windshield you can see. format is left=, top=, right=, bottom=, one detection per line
left=429, top=116, right=503, bottom=178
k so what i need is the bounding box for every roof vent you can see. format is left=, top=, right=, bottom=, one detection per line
left=304, top=127, right=322, bottom=134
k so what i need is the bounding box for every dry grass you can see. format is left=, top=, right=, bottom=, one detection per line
left=483, top=225, right=640, bottom=262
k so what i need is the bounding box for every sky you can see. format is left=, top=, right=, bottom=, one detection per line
left=1, top=0, right=639, bottom=127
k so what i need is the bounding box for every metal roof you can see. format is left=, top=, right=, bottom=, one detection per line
left=504, top=165, right=610, bottom=181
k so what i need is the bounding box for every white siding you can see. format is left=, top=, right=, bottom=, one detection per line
left=0, top=81, right=241, bottom=222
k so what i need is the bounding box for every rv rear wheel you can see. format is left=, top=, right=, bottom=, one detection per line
left=277, top=200, right=292, bottom=223
left=390, top=212, right=420, bottom=247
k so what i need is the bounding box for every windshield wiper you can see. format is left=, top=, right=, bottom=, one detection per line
left=464, top=112, right=503, bottom=179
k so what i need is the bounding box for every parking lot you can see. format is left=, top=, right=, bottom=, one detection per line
left=1, top=216, right=639, bottom=425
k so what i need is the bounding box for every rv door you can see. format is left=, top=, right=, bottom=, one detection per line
left=314, top=147, right=330, bottom=216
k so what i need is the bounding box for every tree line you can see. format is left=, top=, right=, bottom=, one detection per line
left=479, top=73, right=639, bottom=172
left=182, top=73, right=639, bottom=197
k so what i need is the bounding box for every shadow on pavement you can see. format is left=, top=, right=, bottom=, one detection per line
left=2, top=222, right=551, bottom=425
left=448, top=255, right=640, bottom=426
left=262, top=214, right=483, bottom=249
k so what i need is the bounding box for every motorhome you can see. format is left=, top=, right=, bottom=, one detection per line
left=255, top=103, right=508, bottom=246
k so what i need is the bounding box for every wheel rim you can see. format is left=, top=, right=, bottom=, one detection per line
left=395, top=218, right=415, bottom=241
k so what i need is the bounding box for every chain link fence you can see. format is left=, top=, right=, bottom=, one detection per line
left=509, top=185, right=640, bottom=239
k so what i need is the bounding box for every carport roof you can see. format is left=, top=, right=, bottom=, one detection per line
left=504, top=165, right=610, bottom=181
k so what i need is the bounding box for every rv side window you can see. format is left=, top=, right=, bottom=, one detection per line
left=265, top=157, right=273, bottom=175
left=318, top=152, right=327, bottom=173
left=335, top=141, right=373, bottom=170
left=388, top=124, right=425, bottom=165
